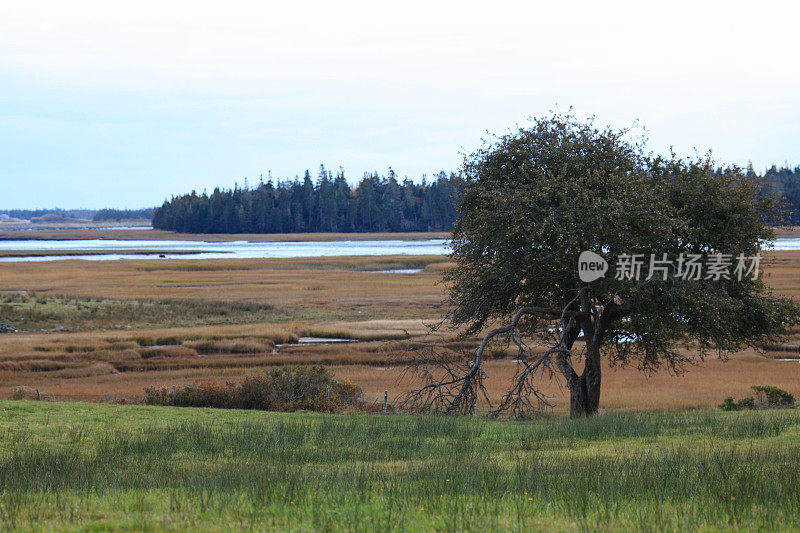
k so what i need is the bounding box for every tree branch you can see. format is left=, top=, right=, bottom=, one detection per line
left=403, top=294, right=586, bottom=416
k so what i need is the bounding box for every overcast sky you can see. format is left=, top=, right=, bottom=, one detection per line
left=2, top=0, right=799, bottom=209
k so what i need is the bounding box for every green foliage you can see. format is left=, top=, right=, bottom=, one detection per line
left=92, top=208, right=154, bottom=221
left=719, top=386, right=794, bottom=411
left=738, top=397, right=758, bottom=410
left=143, top=366, right=363, bottom=413
left=152, top=166, right=462, bottom=233
left=1, top=402, right=800, bottom=530
left=759, top=164, right=800, bottom=224
left=0, top=208, right=95, bottom=220
left=719, top=396, right=757, bottom=411
left=447, top=112, right=800, bottom=369
left=752, top=385, right=796, bottom=407
left=719, top=397, right=737, bottom=411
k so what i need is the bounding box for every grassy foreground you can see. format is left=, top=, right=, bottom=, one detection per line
left=0, top=402, right=799, bottom=531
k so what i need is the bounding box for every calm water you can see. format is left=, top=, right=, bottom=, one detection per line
left=0, top=237, right=798, bottom=262
left=0, top=238, right=451, bottom=262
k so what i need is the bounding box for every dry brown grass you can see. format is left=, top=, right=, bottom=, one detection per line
left=0, top=255, right=447, bottom=321
left=341, top=354, right=800, bottom=414
left=138, top=345, right=199, bottom=359
left=183, top=338, right=274, bottom=354
left=4, top=350, right=799, bottom=414
left=1, top=235, right=800, bottom=413
left=773, top=226, right=800, bottom=238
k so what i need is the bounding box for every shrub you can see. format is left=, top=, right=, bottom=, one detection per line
left=10, top=386, right=47, bottom=400
left=752, top=385, right=795, bottom=408
left=737, top=397, right=757, bottom=410
left=719, top=397, right=757, bottom=411
left=719, top=397, right=736, bottom=411
left=719, top=396, right=739, bottom=411
left=142, top=366, right=363, bottom=413
left=719, top=386, right=795, bottom=411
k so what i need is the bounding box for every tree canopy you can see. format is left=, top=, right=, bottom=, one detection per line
left=408, top=113, right=800, bottom=417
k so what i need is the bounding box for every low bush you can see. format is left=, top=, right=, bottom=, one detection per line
left=142, top=366, right=364, bottom=413
left=720, top=397, right=757, bottom=411
left=719, top=385, right=795, bottom=411
left=752, top=385, right=796, bottom=408
left=10, top=386, right=47, bottom=400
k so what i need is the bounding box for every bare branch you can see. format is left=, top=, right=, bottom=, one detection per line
left=403, top=296, right=585, bottom=416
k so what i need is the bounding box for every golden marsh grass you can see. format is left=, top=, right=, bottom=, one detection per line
left=0, top=238, right=799, bottom=413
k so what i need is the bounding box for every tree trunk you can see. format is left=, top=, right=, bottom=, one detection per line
left=568, top=344, right=602, bottom=417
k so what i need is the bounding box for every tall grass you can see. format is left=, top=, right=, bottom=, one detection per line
left=0, top=292, right=276, bottom=331
left=0, top=402, right=798, bottom=530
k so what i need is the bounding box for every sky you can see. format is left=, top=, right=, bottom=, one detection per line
left=1, top=0, right=799, bottom=209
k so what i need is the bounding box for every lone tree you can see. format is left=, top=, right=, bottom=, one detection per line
left=405, top=113, right=800, bottom=417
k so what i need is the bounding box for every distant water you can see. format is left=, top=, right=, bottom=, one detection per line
left=770, top=238, right=800, bottom=251
left=0, top=238, right=451, bottom=262
left=0, top=237, right=798, bottom=262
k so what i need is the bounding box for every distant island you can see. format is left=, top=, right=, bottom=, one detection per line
left=0, top=208, right=154, bottom=231
left=152, top=166, right=461, bottom=233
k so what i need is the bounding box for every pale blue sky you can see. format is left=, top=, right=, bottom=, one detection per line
left=2, top=0, right=799, bottom=209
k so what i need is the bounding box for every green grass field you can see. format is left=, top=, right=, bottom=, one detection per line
left=1, top=401, right=799, bottom=531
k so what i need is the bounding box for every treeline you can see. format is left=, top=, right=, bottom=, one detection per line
left=152, top=166, right=462, bottom=233
left=0, top=208, right=153, bottom=222
left=759, top=165, right=800, bottom=224
left=150, top=163, right=800, bottom=234
left=0, top=209, right=96, bottom=220
left=93, top=208, right=155, bottom=221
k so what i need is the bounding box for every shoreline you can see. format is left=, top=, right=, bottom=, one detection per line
left=1, top=225, right=796, bottom=242
left=0, top=228, right=451, bottom=242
